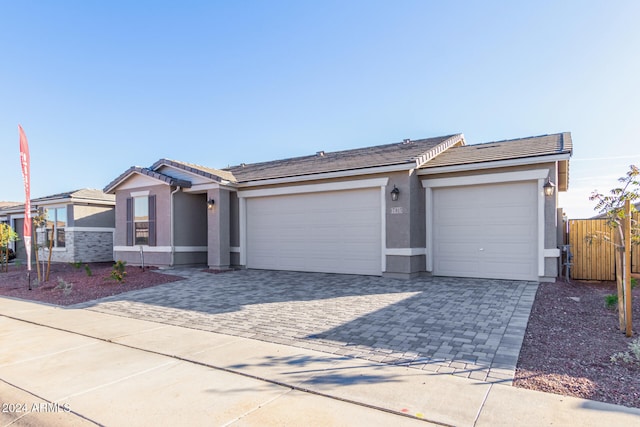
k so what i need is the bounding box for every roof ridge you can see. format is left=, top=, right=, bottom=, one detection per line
left=226, top=134, right=460, bottom=171
left=414, top=134, right=465, bottom=168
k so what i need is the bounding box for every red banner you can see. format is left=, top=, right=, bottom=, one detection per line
left=18, top=124, right=32, bottom=271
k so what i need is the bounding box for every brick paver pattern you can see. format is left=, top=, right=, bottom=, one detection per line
left=74, top=269, right=538, bottom=383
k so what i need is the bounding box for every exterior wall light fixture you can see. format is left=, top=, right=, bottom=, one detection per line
left=207, top=199, right=215, bottom=209
left=390, top=185, right=400, bottom=201
left=543, top=178, right=555, bottom=197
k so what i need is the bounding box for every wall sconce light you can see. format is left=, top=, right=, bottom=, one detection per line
left=390, top=185, right=400, bottom=201
left=207, top=199, right=215, bottom=209
left=543, top=178, right=555, bottom=197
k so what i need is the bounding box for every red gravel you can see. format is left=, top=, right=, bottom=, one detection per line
left=514, top=277, right=640, bottom=409
left=1, top=262, right=639, bottom=409
left=0, top=262, right=181, bottom=306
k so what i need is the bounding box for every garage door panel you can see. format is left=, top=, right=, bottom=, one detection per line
left=436, top=258, right=481, bottom=276
left=432, top=181, right=537, bottom=281
left=247, top=188, right=381, bottom=275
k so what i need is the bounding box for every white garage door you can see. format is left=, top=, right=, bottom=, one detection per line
left=246, top=188, right=382, bottom=275
left=432, top=181, right=538, bottom=281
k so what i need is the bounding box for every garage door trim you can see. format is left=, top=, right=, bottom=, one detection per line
left=422, top=169, right=549, bottom=278
left=237, top=178, right=389, bottom=271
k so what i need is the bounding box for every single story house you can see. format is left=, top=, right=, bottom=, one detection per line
left=104, top=132, right=572, bottom=282
left=0, top=189, right=116, bottom=263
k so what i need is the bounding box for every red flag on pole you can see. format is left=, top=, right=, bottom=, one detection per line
left=18, top=125, right=33, bottom=284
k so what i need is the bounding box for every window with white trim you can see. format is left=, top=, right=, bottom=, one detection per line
left=46, top=207, right=67, bottom=248
left=133, top=196, right=149, bottom=245
left=126, top=194, right=156, bottom=246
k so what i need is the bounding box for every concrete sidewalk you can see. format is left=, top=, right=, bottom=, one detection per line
left=1, top=298, right=639, bottom=427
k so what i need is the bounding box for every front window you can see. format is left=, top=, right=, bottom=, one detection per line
left=46, top=207, right=67, bottom=248
left=134, top=196, right=149, bottom=245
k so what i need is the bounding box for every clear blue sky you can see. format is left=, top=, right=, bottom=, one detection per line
left=2, top=1, right=639, bottom=218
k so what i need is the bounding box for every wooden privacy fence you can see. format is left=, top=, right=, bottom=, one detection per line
left=568, top=213, right=639, bottom=281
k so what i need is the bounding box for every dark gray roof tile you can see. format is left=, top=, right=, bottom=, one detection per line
left=151, top=159, right=237, bottom=183
left=421, top=132, right=572, bottom=169
left=103, top=167, right=192, bottom=193
left=226, top=134, right=461, bottom=182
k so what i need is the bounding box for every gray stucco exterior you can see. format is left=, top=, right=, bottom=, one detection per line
left=1, top=189, right=116, bottom=264
left=104, top=132, right=572, bottom=281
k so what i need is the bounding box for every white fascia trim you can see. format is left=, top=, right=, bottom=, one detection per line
left=417, top=153, right=571, bottom=176
left=537, top=178, right=546, bottom=276
left=130, top=190, right=150, bottom=197
left=183, top=182, right=238, bottom=193
left=34, top=198, right=115, bottom=206
left=238, top=164, right=411, bottom=189
left=65, top=227, right=115, bottom=233
left=114, top=246, right=207, bottom=253
left=385, top=248, right=427, bottom=256
left=421, top=169, right=550, bottom=188
left=239, top=197, right=247, bottom=265
left=380, top=186, right=387, bottom=272
left=70, top=198, right=116, bottom=206
left=239, top=178, right=390, bottom=199
left=425, top=187, right=433, bottom=272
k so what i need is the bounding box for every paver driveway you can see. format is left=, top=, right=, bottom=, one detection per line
left=75, top=269, right=538, bottom=383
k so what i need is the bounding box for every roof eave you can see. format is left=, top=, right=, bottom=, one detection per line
left=417, top=153, right=572, bottom=176
left=103, top=167, right=192, bottom=194
left=237, top=162, right=416, bottom=188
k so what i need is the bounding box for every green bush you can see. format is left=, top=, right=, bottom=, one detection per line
left=84, top=264, right=92, bottom=277
left=110, top=260, right=127, bottom=283
left=604, top=294, right=618, bottom=309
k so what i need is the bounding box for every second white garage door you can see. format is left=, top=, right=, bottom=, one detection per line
left=432, top=181, right=538, bottom=281
left=246, top=188, right=382, bottom=275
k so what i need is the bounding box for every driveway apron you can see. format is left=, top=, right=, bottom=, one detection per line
left=73, top=269, right=538, bottom=383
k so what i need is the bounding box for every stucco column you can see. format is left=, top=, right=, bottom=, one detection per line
left=208, top=188, right=231, bottom=269
left=384, top=171, right=426, bottom=278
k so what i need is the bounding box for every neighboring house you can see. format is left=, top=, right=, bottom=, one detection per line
left=0, top=189, right=115, bottom=263
left=591, top=202, right=640, bottom=219
left=104, top=132, right=572, bottom=282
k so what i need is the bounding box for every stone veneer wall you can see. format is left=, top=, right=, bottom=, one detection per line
left=44, top=230, right=114, bottom=263
left=72, top=230, right=114, bottom=262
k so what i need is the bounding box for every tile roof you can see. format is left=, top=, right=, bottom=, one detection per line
left=0, top=202, right=21, bottom=208
left=226, top=134, right=462, bottom=182
left=32, top=188, right=115, bottom=203
left=420, top=132, right=572, bottom=169
left=103, top=167, right=192, bottom=193
left=1, top=189, right=114, bottom=215
left=151, top=159, right=236, bottom=183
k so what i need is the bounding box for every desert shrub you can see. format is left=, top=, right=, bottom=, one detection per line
left=110, top=260, right=127, bottom=283
left=611, top=337, right=640, bottom=366
left=55, top=278, right=73, bottom=296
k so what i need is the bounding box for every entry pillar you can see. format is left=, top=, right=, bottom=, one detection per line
left=207, top=188, right=230, bottom=269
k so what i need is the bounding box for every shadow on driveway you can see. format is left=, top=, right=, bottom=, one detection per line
left=75, top=269, right=537, bottom=382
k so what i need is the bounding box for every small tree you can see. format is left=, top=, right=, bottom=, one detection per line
left=589, top=164, right=639, bottom=335
left=31, top=208, right=54, bottom=282
left=0, top=223, right=19, bottom=273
